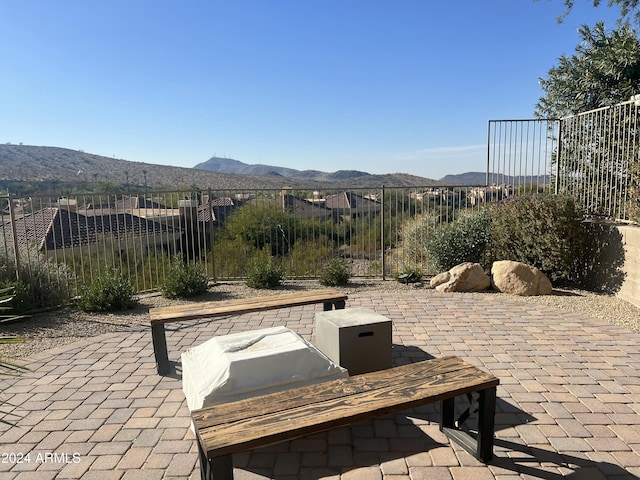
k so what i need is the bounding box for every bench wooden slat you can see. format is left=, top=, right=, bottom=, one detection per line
left=149, top=288, right=348, bottom=375
left=193, top=356, right=467, bottom=428
left=149, top=288, right=347, bottom=324
left=192, top=357, right=499, bottom=460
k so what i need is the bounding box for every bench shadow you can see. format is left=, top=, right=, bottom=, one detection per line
left=229, top=345, right=538, bottom=480
left=230, top=395, right=637, bottom=480
left=492, top=438, right=639, bottom=479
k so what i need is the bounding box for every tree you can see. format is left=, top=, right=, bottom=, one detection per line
left=536, top=21, right=640, bottom=118
left=557, top=0, right=640, bottom=24
left=536, top=21, right=640, bottom=224
left=221, top=201, right=298, bottom=256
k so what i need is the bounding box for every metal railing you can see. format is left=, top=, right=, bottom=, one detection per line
left=555, top=99, right=639, bottom=222
left=487, top=118, right=558, bottom=194
left=489, top=101, right=640, bottom=223
left=0, top=186, right=499, bottom=304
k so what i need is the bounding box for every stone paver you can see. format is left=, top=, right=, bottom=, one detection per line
left=1, top=288, right=640, bottom=478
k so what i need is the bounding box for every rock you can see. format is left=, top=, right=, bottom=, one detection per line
left=491, top=260, right=553, bottom=296
left=430, top=271, right=450, bottom=288
left=430, top=262, right=491, bottom=293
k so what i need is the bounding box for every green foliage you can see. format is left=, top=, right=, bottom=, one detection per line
left=0, top=285, right=28, bottom=323
left=213, top=237, right=257, bottom=279
left=76, top=271, right=137, bottom=312
left=223, top=201, right=297, bottom=256
left=0, top=245, right=70, bottom=311
left=425, top=210, right=492, bottom=272
left=246, top=252, right=285, bottom=289
left=401, top=214, right=437, bottom=272
left=159, top=260, right=209, bottom=299
left=319, top=258, right=351, bottom=287
left=395, top=266, right=423, bottom=284
left=488, top=193, right=592, bottom=284
left=285, top=239, right=333, bottom=278
left=536, top=22, right=640, bottom=118
left=0, top=282, right=30, bottom=317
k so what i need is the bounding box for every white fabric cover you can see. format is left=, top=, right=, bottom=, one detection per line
left=181, top=326, right=348, bottom=413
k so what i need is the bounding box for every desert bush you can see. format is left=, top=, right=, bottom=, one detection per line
left=285, top=239, right=333, bottom=278
left=425, top=209, right=491, bottom=272
left=223, top=202, right=297, bottom=256
left=395, top=266, right=423, bottom=284
left=213, top=237, right=257, bottom=279
left=0, top=281, right=31, bottom=315
left=160, top=259, right=209, bottom=299
left=0, top=245, right=70, bottom=312
left=487, top=193, right=591, bottom=284
left=246, top=252, right=285, bottom=289
left=401, top=214, right=436, bottom=272
left=319, top=258, right=351, bottom=287
left=76, top=270, right=137, bottom=312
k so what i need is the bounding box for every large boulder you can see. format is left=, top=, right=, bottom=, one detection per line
left=430, top=262, right=491, bottom=293
left=491, top=260, right=552, bottom=296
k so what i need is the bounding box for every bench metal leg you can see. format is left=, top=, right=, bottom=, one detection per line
left=439, top=386, right=496, bottom=463
left=476, top=386, right=497, bottom=462
left=323, top=300, right=346, bottom=311
left=197, top=439, right=233, bottom=480
left=151, top=324, right=170, bottom=376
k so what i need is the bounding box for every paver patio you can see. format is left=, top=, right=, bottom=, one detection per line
left=1, top=289, right=639, bottom=479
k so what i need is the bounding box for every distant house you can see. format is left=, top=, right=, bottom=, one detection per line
left=196, top=196, right=238, bottom=225
left=323, top=191, right=381, bottom=219
left=2, top=200, right=179, bottom=255
left=281, top=194, right=332, bottom=219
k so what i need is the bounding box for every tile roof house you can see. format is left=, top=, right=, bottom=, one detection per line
left=281, top=194, right=332, bottom=219
left=196, top=196, right=237, bottom=224
left=323, top=191, right=381, bottom=218
left=3, top=203, right=178, bottom=253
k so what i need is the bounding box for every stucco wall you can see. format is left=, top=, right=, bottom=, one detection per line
left=617, top=225, right=640, bottom=309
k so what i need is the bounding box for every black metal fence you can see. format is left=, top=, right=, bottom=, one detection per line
left=0, top=186, right=502, bottom=302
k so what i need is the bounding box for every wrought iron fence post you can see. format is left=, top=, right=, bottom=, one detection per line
left=555, top=118, right=562, bottom=195
left=380, top=184, right=385, bottom=280
left=8, top=194, right=20, bottom=281
left=208, top=188, right=217, bottom=283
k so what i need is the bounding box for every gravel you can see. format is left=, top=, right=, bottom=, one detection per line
left=1, top=279, right=639, bottom=360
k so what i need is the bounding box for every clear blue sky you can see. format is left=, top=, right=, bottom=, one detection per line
left=0, top=0, right=624, bottom=180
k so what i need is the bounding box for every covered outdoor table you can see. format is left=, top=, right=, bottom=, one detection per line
left=181, top=326, right=348, bottom=414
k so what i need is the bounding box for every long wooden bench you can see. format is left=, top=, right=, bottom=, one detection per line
left=191, top=356, right=500, bottom=480
left=148, top=288, right=347, bottom=375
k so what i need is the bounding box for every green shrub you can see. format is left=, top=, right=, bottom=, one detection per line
left=286, top=239, right=332, bottom=278
left=246, top=253, right=285, bottom=289
left=319, top=258, right=351, bottom=287
left=401, top=214, right=437, bottom=273
left=0, top=245, right=70, bottom=312
left=160, top=260, right=209, bottom=299
left=0, top=285, right=28, bottom=323
left=425, top=209, right=491, bottom=272
left=0, top=281, right=28, bottom=315
left=76, top=271, right=137, bottom=312
left=487, top=193, right=590, bottom=284
left=395, top=266, right=423, bottom=284
left=213, top=237, right=257, bottom=279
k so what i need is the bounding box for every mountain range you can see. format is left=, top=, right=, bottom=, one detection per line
left=193, top=156, right=444, bottom=186
left=0, top=145, right=445, bottom=192
left=0, top=144, right=532, bottom=194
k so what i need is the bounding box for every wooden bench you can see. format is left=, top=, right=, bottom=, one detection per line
left=148, top=288, right=347, bottom=375
left=191, top=356, right=500, bottom=480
